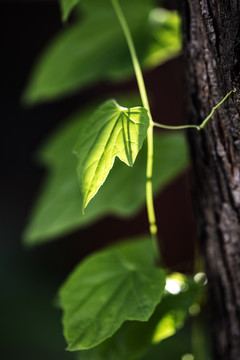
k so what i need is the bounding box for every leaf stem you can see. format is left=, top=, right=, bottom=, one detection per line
left=153, top=123, right=201, bottom=131
left=111, top=0, right=161, bottom=264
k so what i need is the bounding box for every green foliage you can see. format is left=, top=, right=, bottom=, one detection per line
left=23, top=100, right=189, bottom=245
left=74, top=100, right=149, bottom=210
left=76, top=274, right=204, bottom=359
left=59, top=237, right=166, bottom=351
left=23, top=0, right=181, bottom=104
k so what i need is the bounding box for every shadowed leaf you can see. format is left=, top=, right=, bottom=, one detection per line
left=59, top=237, right=166, bottom=351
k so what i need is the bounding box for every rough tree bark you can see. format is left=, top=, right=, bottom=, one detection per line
left=180, top=1, right=240, bottom=359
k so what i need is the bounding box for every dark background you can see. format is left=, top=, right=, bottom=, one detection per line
left=0, top=1, right=197, bottom=359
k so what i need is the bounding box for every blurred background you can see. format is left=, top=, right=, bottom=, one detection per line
left=1, top=0, right=198, bottom=359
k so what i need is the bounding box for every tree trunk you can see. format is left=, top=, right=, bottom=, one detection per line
left=180, top=1, right=240, bottom=359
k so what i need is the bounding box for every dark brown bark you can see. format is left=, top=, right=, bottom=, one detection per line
left=180, top=1, right=240, bottom=359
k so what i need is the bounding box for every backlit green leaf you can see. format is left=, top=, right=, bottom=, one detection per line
left=23, top=1, right=181, bottom=104
left=74, top=100, right=149, bottom=210
left=23, top=99, right=189, bottom=246
left=59, top=237, right=166, bottom=351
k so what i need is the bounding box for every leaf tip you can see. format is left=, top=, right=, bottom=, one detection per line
left=66, top=341, right=81, bottom=352
left=81, top=197, right=89, bottom=214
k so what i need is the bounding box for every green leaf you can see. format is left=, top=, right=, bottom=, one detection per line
left=59, top=237, right=166, bottom=351
left=76, top=274, right=205, bottom=360
left=74, top=100, right=149, bottom=210
left=23, top=1, right=181, bottom=104
left=59, top=0, right=80, bottom=22
left=23, top=99, right=189, bottom=246
left=23, top=0, right=151, bottom=104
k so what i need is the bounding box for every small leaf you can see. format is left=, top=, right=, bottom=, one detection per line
left=59, top=237, right=166, bottom=351
left=74, top=100, right=149, bottom=210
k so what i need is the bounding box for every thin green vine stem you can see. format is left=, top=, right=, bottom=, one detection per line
left=111, top=0, right=161, bottom=264
left=153, top=88, right=236, bottom=131
left=153, top=123, right=201, bottom=131
left=198, top=88, right=236, bottom=129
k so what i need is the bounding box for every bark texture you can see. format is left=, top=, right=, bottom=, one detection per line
left=181, top=1, right=240, bottom=359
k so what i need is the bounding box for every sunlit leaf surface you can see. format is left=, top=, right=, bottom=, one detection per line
left=73, top=100, right=149, bottom=210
